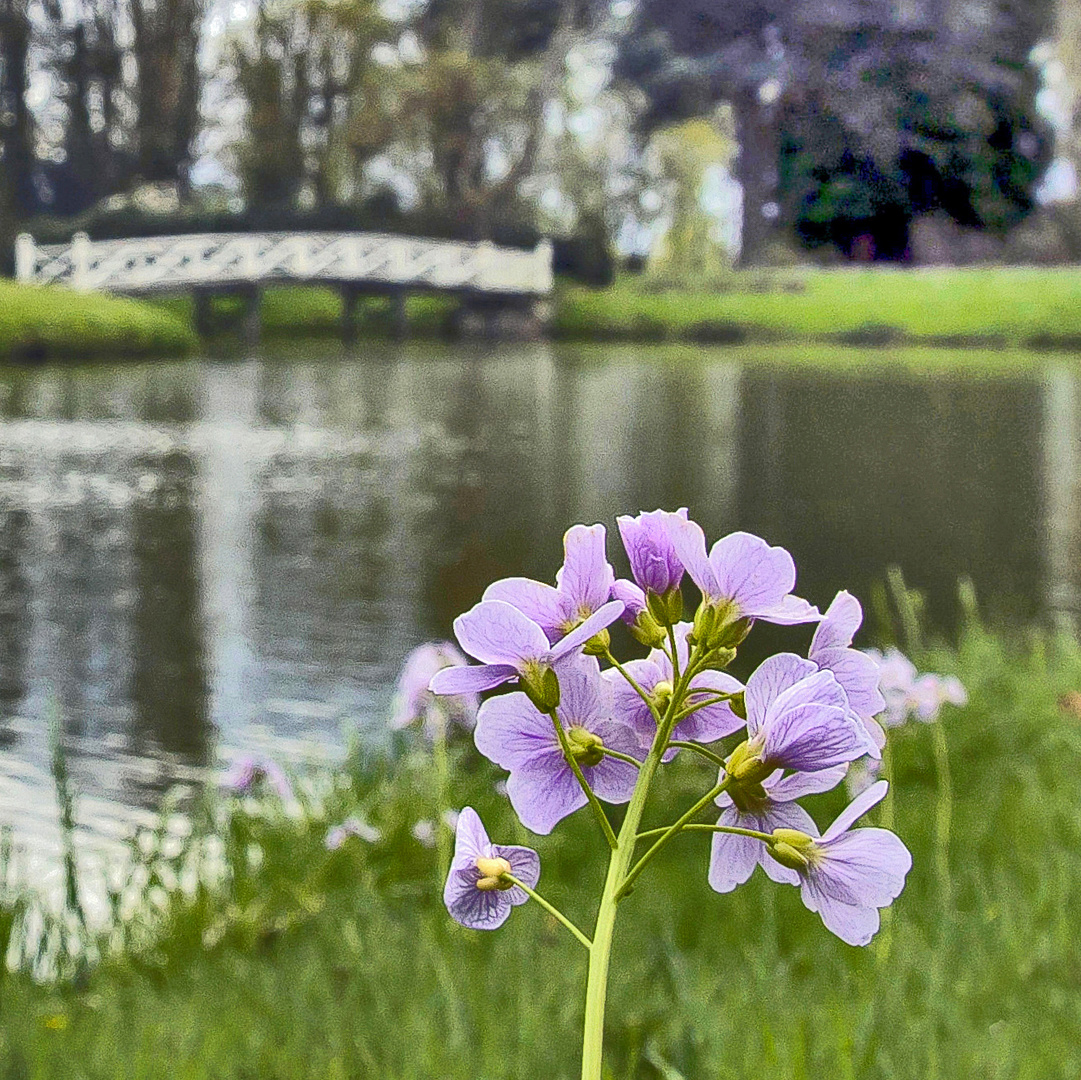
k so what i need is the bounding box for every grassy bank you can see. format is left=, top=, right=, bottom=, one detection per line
left=554, top=268, right=1081, bottom=349
left=1, top=618, right=1079, bottom=1079
left=0, top=281, right=196, bottom=362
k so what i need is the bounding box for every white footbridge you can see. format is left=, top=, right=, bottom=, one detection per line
left=14, top=230, right=554, bottom=340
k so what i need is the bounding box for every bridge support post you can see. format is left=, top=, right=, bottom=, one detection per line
left=193, top=290, right=214, bottom=337
left=240, top=285, right=262, bottom=346
left=340, top=286, right=360, bottom=343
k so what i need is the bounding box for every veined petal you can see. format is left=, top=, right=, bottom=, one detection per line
left=449, top=806, right=491, bottom=868
left=483, top=577, right=566, bottom=641
left=506, top=752, right=587, bottom=834
left=603, top=661, right=664, bottom=751
left=474, top=693, right=558, bottom=770
left=583, top=752, right=638, bottom=804
left=454, top=600, right=550, bottom=665
left=814, top=646, right=886, bottom=720
left=813, top=828, right=912, bottom=908
left=492, top=843, right=541, bottom=904
left=556, top=655, right=609, bottom=728
left=445, top=868, right=512, bottom=929
left=673, top=671, right=746, bottom=744
left=664, top=514, right=721, bottom=597
left=745, top=654, right=820, bottom=736
left=558, top=524, right=615, bottom=613
left=822, top=780, right=889, bottom=840
left=430, top=663, right=518, bottom=695
left=751, top=593, right=822, bottom=625
left=550, top=600, right=624, bottom=661
left=762, top=703, right=866, bottom=772
left=707, top=807, right=763, bottom=893
left=756, top=801, right=818, bottom=885
left=800, top=877, right=881, bottom=946
left=810, top=591, right=863, bottom=655
left=765, top=764, right=849, bottom=802
left=708, top=532, right=796, bottom=614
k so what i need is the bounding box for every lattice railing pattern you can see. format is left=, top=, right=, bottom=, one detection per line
left=15, top=232, right=553, bottom=296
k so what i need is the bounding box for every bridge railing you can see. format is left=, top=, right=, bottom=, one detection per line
left=15, top=231, right=554, bottom=297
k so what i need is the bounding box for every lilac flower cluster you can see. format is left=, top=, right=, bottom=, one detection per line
left=432, top=512, right=913, bottom=948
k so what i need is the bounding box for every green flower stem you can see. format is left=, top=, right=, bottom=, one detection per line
left=932, top=720, right=953, bottom=910
left=433, top=714, right=451, bottom=883
left=603, top=649, right=661, bottom=722
left=671, top=691, right=738, bottom=723
left=635, top=822, right=772, bottom=842
left=615, top=775, right=730, bottom=902
left=548, top=709, right=619, bottom=851
left=503, top=874, right=593, bottom=950
left=667, top=625, right=682, bottom=682
left=665, top=740, right=727, bottom=769
left=599, top=747, right=643, bottom=769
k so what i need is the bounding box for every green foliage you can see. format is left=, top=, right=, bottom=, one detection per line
left=2, top=620, right=1081, bottom=1077
left=0, top=282, right=196, bottom=362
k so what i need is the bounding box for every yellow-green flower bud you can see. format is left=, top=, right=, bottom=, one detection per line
left=766, top=828, right=818, bottom=872
left=629, top=610, right=667, bottom=649
left=567, top=726, right=605, bottom=768
left=521, top=663, right=561, bottom=712
left=651, top=679, right=675, bottom=715
left=699, top=647, right=738, bottom=672
left=646, top=587, right=684, bottom=628
left=475, top=855, right=514, bottom=890
left=725, top=739, right=771, bottom=784
left=582, top=628, right=611, bottom=657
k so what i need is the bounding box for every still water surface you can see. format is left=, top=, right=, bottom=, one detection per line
left=0, top=342, right=1077, bottom=900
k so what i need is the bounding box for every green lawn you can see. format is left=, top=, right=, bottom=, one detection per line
left=554, top=268, right=1081, bottom=348
left=2, top=617, right=1079, bottom=1079
left=0, top=281, right=196, bottom=362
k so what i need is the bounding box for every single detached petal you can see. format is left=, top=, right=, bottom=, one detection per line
left=430, top=663, right=519, bottom=695
left=454, top=600, right=551, bottom=666
left=617, top=508, right=687, bottom=595
left=550, top=600, right=624, bottom=661
left=810, top=591, right=864, bottom=656
left=557, top=524, right=615, bottom=615
left=483, top=577, right=566, bottom=641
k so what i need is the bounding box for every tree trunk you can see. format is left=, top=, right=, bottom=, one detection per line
left=732, top=91, right=780, bottom=267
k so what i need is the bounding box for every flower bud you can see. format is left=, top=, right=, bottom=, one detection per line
left=582, top=628, right=611, bottom=657
left=629, top=610, right=668, bottom=649
left=650, top=679, right=674, bottom=716
left=520, top=664, right=561, bottom=712
left=646, top=587, right=684, bottom=628
left=725, top=739, right=770, bottom=784
left=698, top=647, right=738, bottom=672
left=767, top=828, right=818, bottom=872
left=567, top=726, right=605, bottom=768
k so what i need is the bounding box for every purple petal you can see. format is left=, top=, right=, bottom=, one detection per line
left=603, top=660, right=664, bottom=751
left=822, top=780, right=889, bottom=840
left=765, top=764, right=849, bottom=801
left=708, top=806, right=764, bottom=893
left=672, top=671, right=745, bottom=744
left=445, top=867, right=513, bottom=929
left=582, top=752, right=638, bottom=804
left=814, top=646, right=886, bottom=721
left=756, top=801, right=819, bottom=884
left=617, top=509, right=687, bottom=595
left=707, top=532, right=796, bottom=615
left=815, top=828, right=912, bottom=907
left=751, top=594, right=822, bottom=625
left=664, top=515, right=721, bottom=597
left=800, top=878, right=882, bottom=946
left=506, top=752, right=586, bottom=834
left=745, top=654, right=820, bottom=736
left=555, top=654, right=609, bottom=727
left=762, top=703, right=867, bottom=772
left=611, top=578, right=646, bottom=622
left=454, top=600, right=551, bottom=666
left=430, top=663, right=518, bottom=695
left=492, top=843, right=541, bottom=904
left=483, top=578, right=567, bottom=641
left=557, top=524, right=615, bottom=614
left=810, top=591, right=864, bottom=656
left=474, top=692, right=558, bottom=771
left=449, top=806, right=492, bottom=868
left=765, top=667, right=849, bottom=725
left=549, top=600, right=624, bottom=661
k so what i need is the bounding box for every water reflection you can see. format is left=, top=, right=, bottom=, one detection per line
left=0, top=345, right=1076, bottom=855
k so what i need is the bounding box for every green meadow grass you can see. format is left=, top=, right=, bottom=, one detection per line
left=0, top=281, right=196, bottom=362
left=2, top=618, right=1080, bottom=1079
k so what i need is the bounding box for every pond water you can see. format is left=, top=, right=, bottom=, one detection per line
left=0, top=341, right=1077, bottom=902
